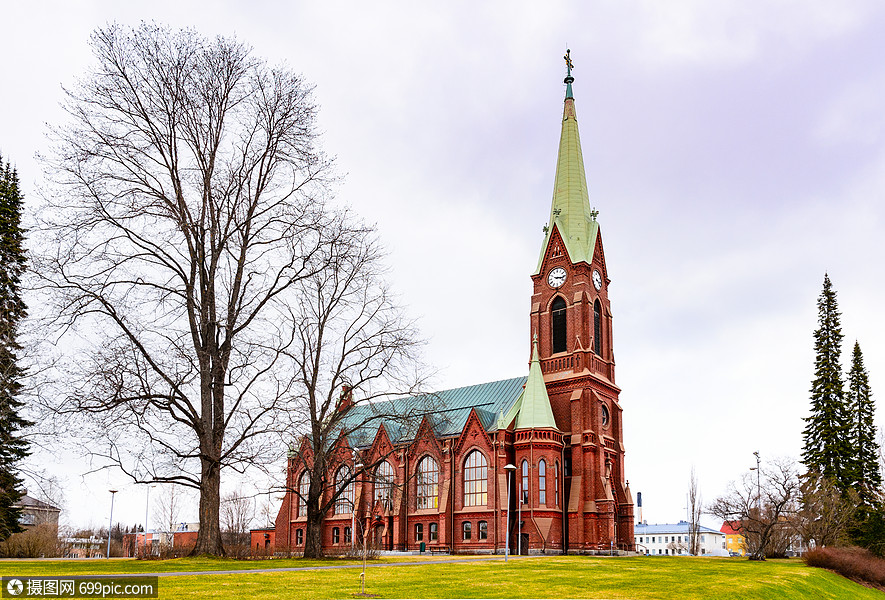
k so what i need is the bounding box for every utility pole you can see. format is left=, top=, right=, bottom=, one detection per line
left=107, top=490, right=118, bottom=559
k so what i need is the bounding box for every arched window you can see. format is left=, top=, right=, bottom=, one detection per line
left=296, top=529, right=303, bottom=545
left=429, top=522, right=438, bottom=541
left=538, top=459, right=547, bottom=505
left=462, top=521, right=472, bottom=540
left=334, top=467, right=353, bottom=515
left=415, top=523, right=423, bottom=541
left=555, top=461, right=560, bottom=506
left=478, top=521, right=488, bottom=540
left=375, top=461, right=395, bottom=509
left=417, top=456, right=439, bottom=509
left=593, top=299, right=602, bottom=356
left=463, top=451, right=488, bottom=507
left=551, top=297, right=567, bottom=354
left=297, top=471, right=310, bottom=517
left=521, top=460, right=529, bottom=505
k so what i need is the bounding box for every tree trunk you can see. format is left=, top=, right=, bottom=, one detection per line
left=190, top=457, right=225, bottom=556
left=303, top=510, right=325, bottom=558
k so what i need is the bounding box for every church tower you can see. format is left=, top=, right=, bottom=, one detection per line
left=529, top=51, right=634, bottom=552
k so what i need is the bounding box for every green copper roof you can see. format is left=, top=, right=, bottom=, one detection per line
left=339, top=376, right=528, bottom=448
left=534, top=79, right=598, bottom=274
left=514, top=341, right=558, bottom=430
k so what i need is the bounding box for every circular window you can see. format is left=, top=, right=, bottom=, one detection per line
left=601, top=404, right=610, bottom=427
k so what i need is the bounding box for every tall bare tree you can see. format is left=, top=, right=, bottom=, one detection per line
left=284, top=219, right=428, bottom=559
left=687, top=467, right=702, bottom=555
left=34, top=23, right=344, bottom=555
left=221, top=490, right=254, bottom=557
left=709, top=457, right=800, bottom=560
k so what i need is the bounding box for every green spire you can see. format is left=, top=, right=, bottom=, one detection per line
left=534, top=53, right=598, bottom=274
left=515, top=336, right=558, bottom=430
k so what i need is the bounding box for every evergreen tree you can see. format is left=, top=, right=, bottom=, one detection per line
left=0, top=154, right=31, bottom=541
left=802, top=274, right=852, bottom=491
left=847, top=341, right=881, bottom=502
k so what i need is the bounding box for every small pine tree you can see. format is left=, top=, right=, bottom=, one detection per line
left=0, top=154, right=32, bottom=541
left=802, top=274, right=853, bottom=492
left=847, top=341, right=881, bottom=503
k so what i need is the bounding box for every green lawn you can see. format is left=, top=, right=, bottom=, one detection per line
left=1, top=555, right=882, bottom=599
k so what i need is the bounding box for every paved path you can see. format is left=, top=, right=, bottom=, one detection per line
left=89, top=556, right=530, bottom=578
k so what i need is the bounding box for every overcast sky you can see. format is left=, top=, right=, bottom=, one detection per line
left=3, top=0, right=885, bottom=531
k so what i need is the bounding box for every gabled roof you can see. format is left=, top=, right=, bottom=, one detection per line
left=339, top=376, right=527, bottom=448
left=720, top=521, right=742, bottom=535
left=14, top=495, right=60, bottom=513
left=634, top=522, right=722, bottom=535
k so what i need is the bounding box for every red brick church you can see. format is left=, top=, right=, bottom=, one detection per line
left=271, top=58, right=634, bottom=555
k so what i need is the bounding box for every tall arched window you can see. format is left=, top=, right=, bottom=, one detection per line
left=593, top=299, right=602, bottom=356
left=417, top=456, right=439, bottom=509
left=520, top=460, right=529, bottom=505
left=555, top=461, right=560, bottom=506
left=463, top=451, right=488, bottom=507
left=551, top=297, right=567, bottom=354
left=375, top=461, right=395, bottom=509
left=538, top=459, right=547, bottom=505
left=334, top=467, right=353, bottom=515
left=297, top=471, right=310, bottom=517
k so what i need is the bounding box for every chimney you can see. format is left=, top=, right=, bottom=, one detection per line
left=337, top=385, right=354, bottom=412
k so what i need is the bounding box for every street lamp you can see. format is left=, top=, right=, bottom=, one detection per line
left=503, top=464, right=516, bottom=562
left=750, top=451, right=761, bottom=512
left=353, top=461, right=363, bottom=551
left=107, top=490, right=118, bottom=559
left=143, top=484, right=155, bottom=556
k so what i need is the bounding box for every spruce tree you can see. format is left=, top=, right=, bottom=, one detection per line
left=847, top=341, right=881, bottom=503
left=802, top=274, right=852, bottom=491
left=0, top=154, right=31, bottom=541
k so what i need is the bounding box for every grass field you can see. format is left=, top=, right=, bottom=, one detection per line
left=1, top=555, right=882, bottom=599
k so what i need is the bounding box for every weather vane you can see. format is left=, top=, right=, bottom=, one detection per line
left=590, top=207, right=599, bottom=221
left=564, top=48, right=574, bottom=77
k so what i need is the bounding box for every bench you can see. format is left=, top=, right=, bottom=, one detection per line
left=429, top=545, right=450, bottom=555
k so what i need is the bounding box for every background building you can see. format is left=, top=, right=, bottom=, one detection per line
left=634, top=521, right=727, bottom=556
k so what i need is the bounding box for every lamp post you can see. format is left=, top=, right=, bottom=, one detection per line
left=142, top=484, right=155, bottom=555
left=750, top=452, right=761, bottom=512
left=107, top=490, right=118, bottom=559
left=750, top=451, right=761, bottom=560
left=353, top=461, right=363, bottom=551
left=503, top=464, right=516, bottom=562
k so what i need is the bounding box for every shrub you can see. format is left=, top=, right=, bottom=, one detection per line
left=805, top=546, right=885, bottom=588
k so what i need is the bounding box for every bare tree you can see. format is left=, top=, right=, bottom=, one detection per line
left=33, top=23, right=342, bottom=555
left=221, top=491, right=254, bottom=557
left=284, top=219, right=428, bottom=559
left=153, top=486, right=182, bottom=534
left=688, top=467, right=702, bottom=555
left=709, top=457, right=800, bottom=560
left=795, top=473, right=857, bottom=548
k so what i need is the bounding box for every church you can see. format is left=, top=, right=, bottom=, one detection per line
left=272, top=57, right=635, bottom=555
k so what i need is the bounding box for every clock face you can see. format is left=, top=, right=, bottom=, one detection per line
left=592, top=269, right=602, bottom=290
left=547, top=267, right=567, bottom=288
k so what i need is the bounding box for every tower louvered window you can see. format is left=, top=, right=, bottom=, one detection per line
left=551, top=297, right=567, bottom=354
left=593, top=299, right=602, bottom=356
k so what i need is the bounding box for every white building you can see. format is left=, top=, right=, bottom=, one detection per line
left=634, top=521, right=727, bottom=556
